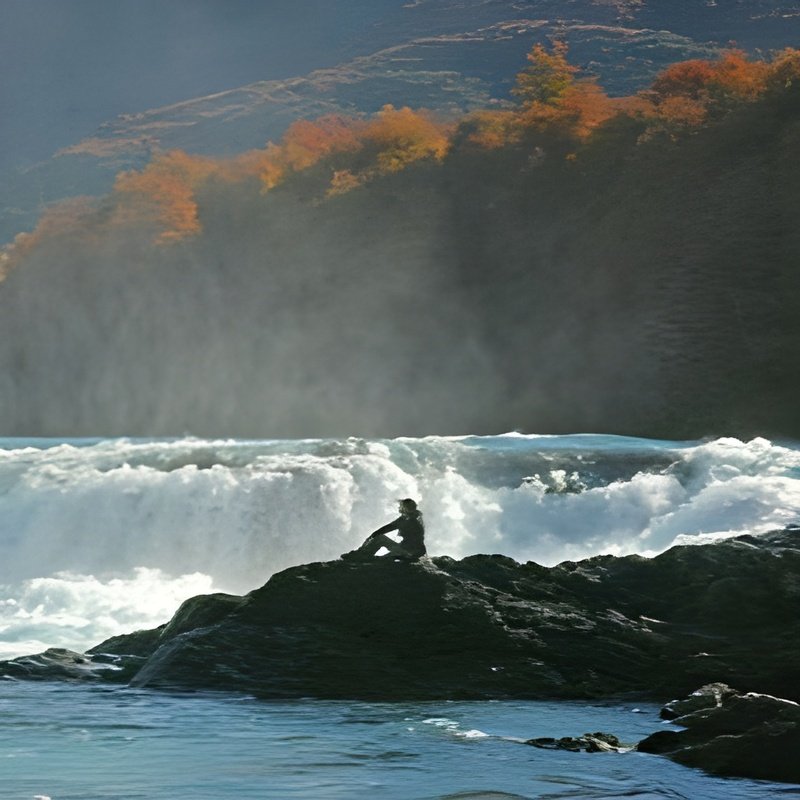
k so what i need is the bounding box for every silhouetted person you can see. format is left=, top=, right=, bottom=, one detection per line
left=342, top=498, right=426, bottom=562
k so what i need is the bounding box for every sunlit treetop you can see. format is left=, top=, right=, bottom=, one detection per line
left=511, top=41, right=578, bottom=107
left=3, top=45, right=798, bottom=256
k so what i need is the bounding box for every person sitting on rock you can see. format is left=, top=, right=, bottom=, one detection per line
left=342, top=498, right=426, bottom=562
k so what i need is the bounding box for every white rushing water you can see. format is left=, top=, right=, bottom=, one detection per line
left=1, top=434, right=799, bottom=658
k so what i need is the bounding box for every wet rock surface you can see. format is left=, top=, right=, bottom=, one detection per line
left=2, top=527, right=799, bottom=704
left=525, top=732, right=625, bottom=752
left=0, top=647, right=142, bottom=683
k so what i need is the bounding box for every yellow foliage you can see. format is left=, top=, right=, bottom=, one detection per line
left=327, top=169, right=365, bottom=197
left=765, top=48, right=800, bottom=91
left=558, top=80, right=619, bottom=139
left=463, top=110, right=524, bottom=149
left=512, top=41, right=577, bottom=106
left=515, top=77, right=618, bottom=140
left=364, top=105, right=452, bottom=174
left=114, top=150, right=221, bottom=243
left=42, top=47, right=800, bottom=251
left=255, top=115, right=366, bottom=192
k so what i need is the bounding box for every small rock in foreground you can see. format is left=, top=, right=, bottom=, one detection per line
left=525, top=732, right=625, bottom=752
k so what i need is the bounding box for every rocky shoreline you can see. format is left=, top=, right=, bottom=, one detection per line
left=2, top=526, right=798, bottom=782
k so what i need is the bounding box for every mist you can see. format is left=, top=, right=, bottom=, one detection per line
left=0, top=172, right=504, bottom=437
left=1, top=48, right=799, bottom=440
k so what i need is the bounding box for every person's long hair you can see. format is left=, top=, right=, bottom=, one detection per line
left=399, top=498, right=421, bottom=518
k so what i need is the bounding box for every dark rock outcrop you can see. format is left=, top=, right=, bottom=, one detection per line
left=525, top=732, right=625, bottom=752
left=638, top=685, right=800, bottom=783
left=658, top=681, right=739, bottom=720
left=2, top=527, right=799, bottom=703
left=0, top=647, right=143, bottom=683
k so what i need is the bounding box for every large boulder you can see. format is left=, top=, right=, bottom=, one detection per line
left=638, top=687, right=800, bottom=783
left=126, top=556, right=662, bottom=699
left=1, top=527, right=798, bottom=702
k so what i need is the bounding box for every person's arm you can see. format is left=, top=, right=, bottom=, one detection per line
left=368, top=517, right=401, bottom=539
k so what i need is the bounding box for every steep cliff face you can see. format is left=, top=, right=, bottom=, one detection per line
left=5, top=527, right=794, bottom=701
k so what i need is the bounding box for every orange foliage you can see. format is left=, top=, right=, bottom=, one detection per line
left=17, top=47, right=794, bottom=253
left=647, top=95, right=709, bottom=128
left=557, top=80, right=620, bottom=139
left=463, top=109, right=524, bottom=149
left=281, top=116, right=365, bottom=170
left=765, top=47, right=800, bottom=92
left=319, top=105, right=452, bottom=194
left=327, top=169, right=365, bottom=197
left=711, top=50, right=769, bottom=101
left=647, top=50, right=770, bottom=128
left=213, top=148, right=280, bottom=184
left=250, top=107, right=450, bottom=196
left=514, top=77, right=619, bottom=141
left=362, top=105, right=452, bottom=174
left=256, top=144, right=287, bottom=191
left=107, top=109, right=452, bottom=240
left=464, top=82, right=620, bottom=150
left=114, top=150, right=220, bottom=243
left=255, top=115, right=366, bottom=191
left=651, top=59, right=718, bottom=101
left=110, top=117, right=367, bottom=242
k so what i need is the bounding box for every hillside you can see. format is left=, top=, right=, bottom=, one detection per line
left=3, top=0, right=799, bottom=244
left=1, top=47, right=798, bottom=438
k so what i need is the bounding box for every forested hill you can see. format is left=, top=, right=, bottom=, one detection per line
left=1, top=48, right=798, bottom=439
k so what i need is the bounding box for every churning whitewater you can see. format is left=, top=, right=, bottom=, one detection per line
left=1, top=434, right=799, bottom=658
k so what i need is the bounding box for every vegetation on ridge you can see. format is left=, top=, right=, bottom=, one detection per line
left=0, top=43, right=798, bottom=439
left=5, top=44, right=798, bottom=253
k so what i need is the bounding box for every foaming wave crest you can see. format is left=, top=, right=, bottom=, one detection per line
left=0, top=568, right=213, bottom=660
left=1, top=434, right=798, bottom=656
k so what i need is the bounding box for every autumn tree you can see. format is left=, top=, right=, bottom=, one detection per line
left=363, top=105, right=452, bottom=174
left=114, top=150, right=219, bottom=243
left=765, top=47, right=800, bottom=93
left=460, top=109, right=525, bottom=150
left=512, top=41, right=577, bottom=107
left=646, top=50, right=770, bottom=130
left=256, top=115, right=366, bottom=191
left=509, top=41, right=618, bottom=142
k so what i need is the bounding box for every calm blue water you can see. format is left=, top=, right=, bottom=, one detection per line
left=1, top=682, right=797, bottom=800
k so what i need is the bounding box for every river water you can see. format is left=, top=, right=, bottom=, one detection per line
left=3, top=682, right=796, bottom=799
